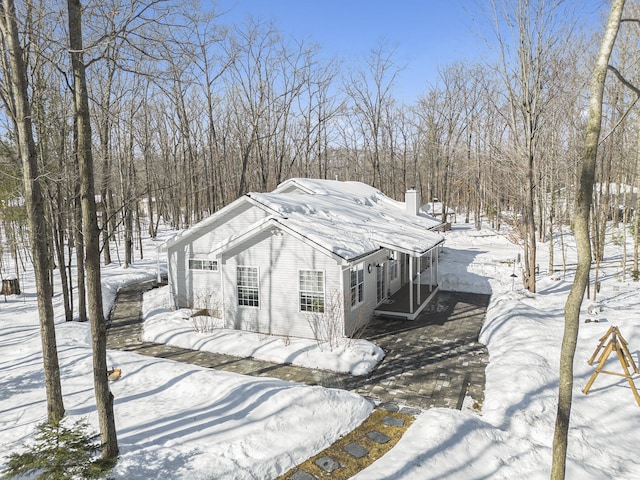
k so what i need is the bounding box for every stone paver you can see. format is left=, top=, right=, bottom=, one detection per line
left=381, top=415, right=404, bottom=427
left=290, top=470, right=317, bottom=480
left=107, top=282, right=489, bottom=411
left=314, top=456, right=341, bottom=473
left=343, top=442, right=368, bottom=459
left=366, top=430, right=390, bottom=444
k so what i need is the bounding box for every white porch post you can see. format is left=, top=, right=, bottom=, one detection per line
left=156, top=247, right=161, bottom=283
left=409, top=255, right=414, bottom=314
left=430, top=250, right=434, bottom=291
left=417, top=254, right=421, bottom=304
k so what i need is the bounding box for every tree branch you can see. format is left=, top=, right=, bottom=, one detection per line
left=607, top=63, right=640, bottom=96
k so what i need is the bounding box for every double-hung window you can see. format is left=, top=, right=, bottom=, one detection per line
left=350, top=264, right=364, bottom=307
left=389, top=252, right=398, bottom=281
left=299, top=270, right=324, bottom=312
left=237, top=266, right=259, bottom=307
left=189, top=258, right=218, bottom=271
left=376, top=263, right=386, bottom=303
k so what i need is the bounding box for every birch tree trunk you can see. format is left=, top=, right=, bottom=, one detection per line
left=551, top=1, right=624, bottom=477
left=0, top=0, right=65, bottom=423
left=67, top=0, right=118, bottom=460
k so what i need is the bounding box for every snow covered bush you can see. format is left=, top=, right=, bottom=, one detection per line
left=2, top=418, right=114, bottom=479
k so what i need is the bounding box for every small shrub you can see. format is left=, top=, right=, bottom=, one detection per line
left=2, top=418, right=114, bottom=479
left=190, top=314, right=219, bottom=333
left=632, top=270, right=640, bottom=282
left=307, top=289, right=344, bottom=351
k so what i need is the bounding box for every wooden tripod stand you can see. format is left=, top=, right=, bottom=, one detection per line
left=582, top=326, right=640, bottom=407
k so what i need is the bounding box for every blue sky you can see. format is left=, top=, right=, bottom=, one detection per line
left=215, top=0, right=606, bottom=102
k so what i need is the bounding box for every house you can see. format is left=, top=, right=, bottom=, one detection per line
left=161, top=179, right=445, bottom=340
left=424, top=198, right=456, bottom=229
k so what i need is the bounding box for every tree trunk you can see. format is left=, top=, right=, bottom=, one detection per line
left=0, top=0, right=65, bottom=422
left=67, top=0, right=118, bottom=460
left=73, top=171, right=87, bottom=322
left=551, top=1, right=624, bottom=478
left=634, top=115, right=640, bottom=279
left=525, top=157, right=537, bottom=293
left=52, top=193, right=72, bottom=322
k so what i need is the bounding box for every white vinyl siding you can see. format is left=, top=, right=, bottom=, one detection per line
left=237, top=266, right=259, bottom=307
left=222, top=229, right=342, bottom=338
left=343, top=250, right=390, bottom=336
left=167, top=202, right=267, bottom=308
left=299, top=270, right=324, bottom=312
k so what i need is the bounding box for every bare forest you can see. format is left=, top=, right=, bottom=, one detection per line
left=2, top=0, right=640, bottom=309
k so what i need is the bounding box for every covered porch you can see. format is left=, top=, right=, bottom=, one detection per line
left=373, top=246, right=441, bottom=321
left=373, top=281, right=439, bottom=320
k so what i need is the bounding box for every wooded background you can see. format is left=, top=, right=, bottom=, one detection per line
left=1, top=0, right=640, bottom=307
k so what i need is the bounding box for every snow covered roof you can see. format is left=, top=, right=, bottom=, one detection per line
left=275, top=178, right=443, bottom=227
left=239, top=179, right=444, bottom=262
left=165, top=178, right=444, bottom=262
left=424, top=201, right=456, bottom=216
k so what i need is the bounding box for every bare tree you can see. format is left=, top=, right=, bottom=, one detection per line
left=345, top=42, right=402, bottom=190
left=488, top=0, right=573, bottom=292
left=0, top=0, right=65, bottom=423
left=67, top=0, right=118, bottom=459
left=551, top=1, right=625, bottom=478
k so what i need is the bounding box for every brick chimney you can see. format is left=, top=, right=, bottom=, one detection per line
left=405, top=188, right=420, bottom=216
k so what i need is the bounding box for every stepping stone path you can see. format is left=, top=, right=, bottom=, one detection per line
left=278, top=406, right=414, bottom=479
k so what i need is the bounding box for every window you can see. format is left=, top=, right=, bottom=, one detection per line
left=237, top=266, right=259, bottom=307
left=377, top=263, right=386, bottom=303
left=350, top=264, right=364, bottom=307
left=189, top=258, right=218, bottom=271
left=299, top=270, right=324, bottom=312
left=389, top=252, right=398, bottom=281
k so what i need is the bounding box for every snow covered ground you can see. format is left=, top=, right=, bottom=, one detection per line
left=2, top=222, right=640, bottom=479
left=0, top=236, right=371, bottom=479
left=142, top=287, right=384, bottom=376
left=355, top=225, right=640, bottom=479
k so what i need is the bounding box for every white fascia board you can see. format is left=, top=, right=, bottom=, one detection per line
left=209, top=216, right=349, bottom=266
left=208, top=216, right=276, bottom=257
left=272, top=178, right=315, bottom=194
left=375, top=237, right=445, bottom=257
left=161, top=196, right=251, bottom=250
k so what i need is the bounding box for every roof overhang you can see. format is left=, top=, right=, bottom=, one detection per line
left=159, top=196, right=250, bottom=251
left=209, top=216, right=350, bottom=265
left=375, top=237, right=445, bottom=257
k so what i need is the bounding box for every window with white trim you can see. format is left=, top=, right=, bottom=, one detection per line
left=189, top=258, right=218, bottom=271
left=299, top=270, right=324, bottom=312
left=389, top=252, right=398, bottom=280
left=350, top=263, right=364, bottom=307
left=377, top=263, right=386, bottom=303
left=237, top=266, right=259, bottom=307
